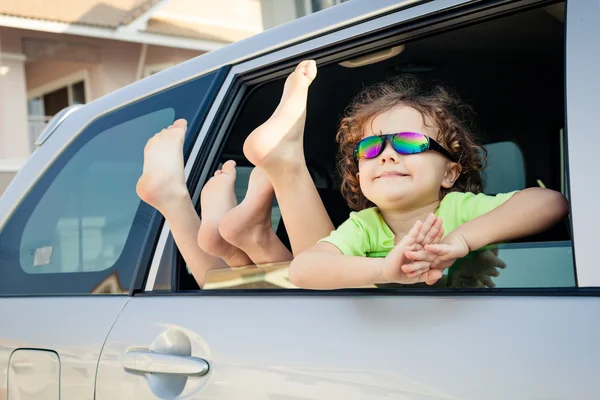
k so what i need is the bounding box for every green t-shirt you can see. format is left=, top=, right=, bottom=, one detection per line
left=319, top=191, right=518, bottom=257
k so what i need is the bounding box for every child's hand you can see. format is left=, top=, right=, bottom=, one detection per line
left=400, top=214, right=444, bottom=278
left=381, top=219, right=444, bottom=284
left=404, top=232, right=471, bottom=284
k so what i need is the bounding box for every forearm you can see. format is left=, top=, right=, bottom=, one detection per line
left=289, top=248, right=384, bottom=289
left=451, top=188, right=569, bottom=251
left=163, top=194, right=227, bottom=288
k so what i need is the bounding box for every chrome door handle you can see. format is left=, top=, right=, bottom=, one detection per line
left=123, top=350, right=209, bottom=376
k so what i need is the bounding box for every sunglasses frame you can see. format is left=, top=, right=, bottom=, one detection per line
left=354, top=132, right=457, bottom=162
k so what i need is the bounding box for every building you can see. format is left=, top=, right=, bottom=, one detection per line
left=0, top=0, right=263, bottom=195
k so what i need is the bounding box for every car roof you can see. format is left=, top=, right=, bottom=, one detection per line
left=198, top=0, right=425, bottom=70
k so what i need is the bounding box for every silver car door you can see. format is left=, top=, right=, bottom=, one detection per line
left=0, top=66, right=230, bottom=400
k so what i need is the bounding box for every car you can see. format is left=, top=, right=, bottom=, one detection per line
left=1, top=0, right=599, bottom=398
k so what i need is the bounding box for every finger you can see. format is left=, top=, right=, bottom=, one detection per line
left=424, top=269, right=443, bottom=285
left=399, top=220, right=422, bottom=246
left=465, top=277, right=485, bottom=288
left=423, top=217, right=443, bottom=245
left=431, top=258, right=455, bottom=269
left=416, top=214, right=436, bottom=243
left=173, top=118, right=188, bottom=128
left=433, top=223, right=444, bottom=245
left=424, top=244, right=454, bottom=259
left=402, top=260, right=431, bottom=274
left=405, top=250, right=437, bottom=262
left=480, top=275, right=496, bottom=288
left=479, top=250, right=507, bottom=269
left=485, top=267, right=500, bottom=277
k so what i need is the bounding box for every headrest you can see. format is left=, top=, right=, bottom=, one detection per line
left=482, top=141, right=526, bottom=194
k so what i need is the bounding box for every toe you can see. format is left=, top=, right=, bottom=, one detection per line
left=304, top=60, right=317, bottom=80
left=173, top=119, right=187, bottom=128
left=221, top=160, right=237, bottom=177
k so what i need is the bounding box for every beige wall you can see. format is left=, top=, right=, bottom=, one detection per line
left=260, top=0, right=297, bottom=29
left=145, top=45, right=201, bottom=68
left=0, top=41, right=30, bottom=161
left=26, top=59, right=94, bottom=93
left=20, top=30, right=203, bottom=101
left=0, top=172, right=16, bottom=197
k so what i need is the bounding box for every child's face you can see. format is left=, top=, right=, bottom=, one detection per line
left=357, top=105, right=460, bottom=211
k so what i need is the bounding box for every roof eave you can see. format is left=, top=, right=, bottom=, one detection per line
left=0, top=14, right=226, bottom=52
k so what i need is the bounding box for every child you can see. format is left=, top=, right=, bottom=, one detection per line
left=288, top=74, right=569, bottom=289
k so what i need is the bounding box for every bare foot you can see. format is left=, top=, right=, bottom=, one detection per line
left=243, top=60, right=317, bottom=170
left=197, top=161, right=253, bottom=267
left=219, top=167, right=293, bottom=264
left=136, top=119, right=189, bottom=214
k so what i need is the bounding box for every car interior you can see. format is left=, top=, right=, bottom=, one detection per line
left=182, top=2, right=570, bottom=290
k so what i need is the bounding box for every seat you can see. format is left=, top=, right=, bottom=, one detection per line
left=482, top=141, right=526, bottom=194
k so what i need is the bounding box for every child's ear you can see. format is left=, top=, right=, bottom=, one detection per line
left=441, top=162, right=461, bottom=189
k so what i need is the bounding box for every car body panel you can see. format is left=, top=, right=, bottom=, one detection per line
left=1, top=0, right=599, bottom=399
left=0, top=297, right=128, bottom=400
left=97, top=295, right=600, bottom=399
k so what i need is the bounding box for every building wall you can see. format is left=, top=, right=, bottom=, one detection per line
left=0, top=171, right=16, bottom=197
left=0, top=26, right=204, bottom=196
left=0, top=54, right=30, bottom=161
left=260, top=0, right=297, bottom=30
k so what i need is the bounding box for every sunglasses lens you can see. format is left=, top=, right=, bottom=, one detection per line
left=392, top=132, right=430, bottom=154
left=355, top=136, right=383, bottom=159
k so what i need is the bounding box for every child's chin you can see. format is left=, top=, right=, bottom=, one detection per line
left=372, top=192, right=412, bottom=208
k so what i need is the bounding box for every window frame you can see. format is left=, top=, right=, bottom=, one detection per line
left=563, top=0, right=600, bottom=287
left=27, top=69, right=91, bottom=105
left=0, top=67, right=231, bottom=296
left=143, top=0, right=591, bottom=295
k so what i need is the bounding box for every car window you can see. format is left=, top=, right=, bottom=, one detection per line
left=0, top=69, right=227, bottom=295
left=20, top=109, right=174, bottom=275
left=177, top=3, right=574, bottom=292
left=202, top=242, right=575, bottom=290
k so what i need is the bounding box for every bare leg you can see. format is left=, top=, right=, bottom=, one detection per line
left=197, top=161, right=253, bottom=267
left=220, top=167, right=293, bottom=264
left=243, top=60, right=334, bottom=255
left=136, top=119, right=227, bottom=288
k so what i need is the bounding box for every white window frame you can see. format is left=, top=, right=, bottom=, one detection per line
left=27, top=69, right=91, bottom=104
left=26, top=69, right=91, bottom=150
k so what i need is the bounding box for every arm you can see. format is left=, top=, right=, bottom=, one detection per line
left=407, top=188, right=569, bottom=269
left=448, top=187, right=568, bottom=251
left=289, top=242, right=386, bottom=289
left=290, top=219, right=444, bottom=289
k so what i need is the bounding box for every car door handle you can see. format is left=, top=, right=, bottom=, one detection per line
left=122, top=350, right=209, bottom=376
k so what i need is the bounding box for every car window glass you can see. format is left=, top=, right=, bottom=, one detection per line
left=20, top=109, right=174, bottom=274
left=0, top=69, right=226, bottom=295
left=186, top=3, right=573, bottom=292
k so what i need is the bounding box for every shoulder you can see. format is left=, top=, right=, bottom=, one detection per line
left=440, top=191, right=519, bottom=207
left=438, top=190, right=520, bottom=225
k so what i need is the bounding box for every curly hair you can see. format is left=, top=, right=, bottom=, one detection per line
left=336, top=75, right=486, bottom=211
